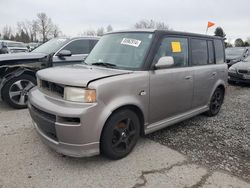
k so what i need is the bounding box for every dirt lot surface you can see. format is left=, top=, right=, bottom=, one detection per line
left=148, top=85, right=250, bottom=182
left=0, top=85, right=249, bottom=187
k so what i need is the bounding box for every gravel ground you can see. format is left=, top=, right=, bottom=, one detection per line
left=148, top=84, right=250, bottom=182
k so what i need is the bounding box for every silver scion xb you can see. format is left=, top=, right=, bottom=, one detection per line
left=28, top=30, right=227, bottom=159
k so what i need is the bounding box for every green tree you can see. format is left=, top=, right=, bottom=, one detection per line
left=235, top=38, right=244, bottom=47
left=244, top=41, right=250, bottom=47
left=214, top=27, right=226, bottom=38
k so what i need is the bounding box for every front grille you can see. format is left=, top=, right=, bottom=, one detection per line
left=29, top=104, right=58, bottom=141
left=31, top=104, right=56, bottom=121
left=40, top=80, right=64, bottom=98
left=238, top=69, right=249, bottom=74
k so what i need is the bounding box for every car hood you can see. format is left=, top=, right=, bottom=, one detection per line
left=0, top=52, right=48, bottom=63
left=231, top=61, right=250, bottom=70
left=226, top=55, right=241, bottom=60
left=37, top=64, right=133, bottom=87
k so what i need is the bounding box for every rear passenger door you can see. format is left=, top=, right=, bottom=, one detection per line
left=191, top=38, right=218, bottom=108
left=53, top=39, right=94, bottom=66
left=149, top=36, right=194, bottom=124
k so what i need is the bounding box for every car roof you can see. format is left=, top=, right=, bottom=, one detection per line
left=68, top=36, right=100, bottom=41
left=107, top=29, right=223, bottom=40
left=0, top=40, right=24, bottom=44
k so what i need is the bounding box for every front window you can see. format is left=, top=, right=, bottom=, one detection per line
left=84, top=32, right=154, bottom=70
left=62, top=39, right=90, bottom=55
left=32, top=38, right=69, bottom=54
left=153, top=37, right=189, bottom=67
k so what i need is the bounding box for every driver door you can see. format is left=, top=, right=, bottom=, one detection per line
left=149, top=36, right=194, bottom=124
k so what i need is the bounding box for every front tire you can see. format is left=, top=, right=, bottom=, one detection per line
left=100, top=109, right=140, bottom=160
left=205, top=87, right=224, bottom=117
left=2, top=74, right=36, bottom=109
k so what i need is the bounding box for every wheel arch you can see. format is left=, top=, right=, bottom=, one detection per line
left=102, top=104, right=146, bottom=137
left=0, top=67, right=37, bottom=100
left=209, top=80, right=226, bottom=105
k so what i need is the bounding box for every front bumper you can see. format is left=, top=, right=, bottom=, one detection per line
left=28, top=88, right=109, bottom=157
left=228, top=72, right=250, bottom=84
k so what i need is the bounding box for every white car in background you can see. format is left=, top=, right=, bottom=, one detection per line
left=0, top=40, right=28, bottom=54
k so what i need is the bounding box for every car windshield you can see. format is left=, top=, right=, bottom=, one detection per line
left=7, top=42, right=25, bottom=48
left=32, top=38, right=69, bottom=54
left=84, top=32, right=154, bottom=70
left=226, top=48, right=245, bottom=57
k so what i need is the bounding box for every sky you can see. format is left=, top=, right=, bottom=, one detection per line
left=0, top=0, right=249, bottom=42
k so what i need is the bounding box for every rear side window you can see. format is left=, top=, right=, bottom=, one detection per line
left=62, top=39, right=90, bottom=55
left=153, top=37, right=189, bottom=67
left=191, top=39, right=208, bottom=65
left=214, top=39, right=225, bottom=64
left=208, top=41, right=215, bottom=64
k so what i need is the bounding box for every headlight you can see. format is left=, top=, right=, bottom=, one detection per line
left=229, top=67, right=237, bottom=73
left=64, top=87, right=96, bottom=103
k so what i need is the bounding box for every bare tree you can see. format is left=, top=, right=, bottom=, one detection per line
left=31, top=20, right=39, bottom=42
left=84, top=29, right=96, bottom=36
left=36, top=13, right=54, bottom=42
left=52, top=25, right=61, bottom=38
left=106, top=25, right=113, bottom=32
left=134, top=19, right=170, bottom=30
left=97, top=27, right=104, bottom=36
left=2, top=25, right=13, bottom=40
left=17, top=21, right=33, bottom=41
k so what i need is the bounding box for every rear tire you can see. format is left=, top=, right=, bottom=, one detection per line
left=100, top=109, right=140, bottom=160
left=2, top=74, right=36, bottom=109
left=205, top=87, right=224, bottom=117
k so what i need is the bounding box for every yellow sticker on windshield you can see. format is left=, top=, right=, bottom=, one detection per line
left=171, top=42, right=181, bottom=53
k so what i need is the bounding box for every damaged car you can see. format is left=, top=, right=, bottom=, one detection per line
left=228, top=55, right=250, bottom=84
left=225, top=47, right=249, bottom=67
left=0, top=37, right=99, bottom=109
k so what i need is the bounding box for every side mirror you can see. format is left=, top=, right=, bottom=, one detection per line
left=57, top=50, right=72, bottom=57
left=155, top=56, right=174, bottom=69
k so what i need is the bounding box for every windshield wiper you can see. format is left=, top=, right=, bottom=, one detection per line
left=91, top=62, right=117, bottom=68
left=81, top=60, right=88, bottom=65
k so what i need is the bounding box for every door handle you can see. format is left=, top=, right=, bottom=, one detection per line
left=212, top=72, right=217, bottom=76
left=185, top=76, right=192, bottom=80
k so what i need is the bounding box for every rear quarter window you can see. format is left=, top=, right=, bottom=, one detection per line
left=191, top=39, right=208, bottom=65
left=214, top=39, right=225, bottom=64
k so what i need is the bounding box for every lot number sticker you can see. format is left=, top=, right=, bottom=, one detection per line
left=171, top=41, right=182, bottom=53
left=121, top=38, right=141, bottom=47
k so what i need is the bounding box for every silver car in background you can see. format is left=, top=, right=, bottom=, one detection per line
left=228, top=55, right=250, bottom=84
left=28, top=30, right=227, bottom=159
left=225, top=47, right=249, bottom=67
left=0, top=40, right=28, bottom=54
